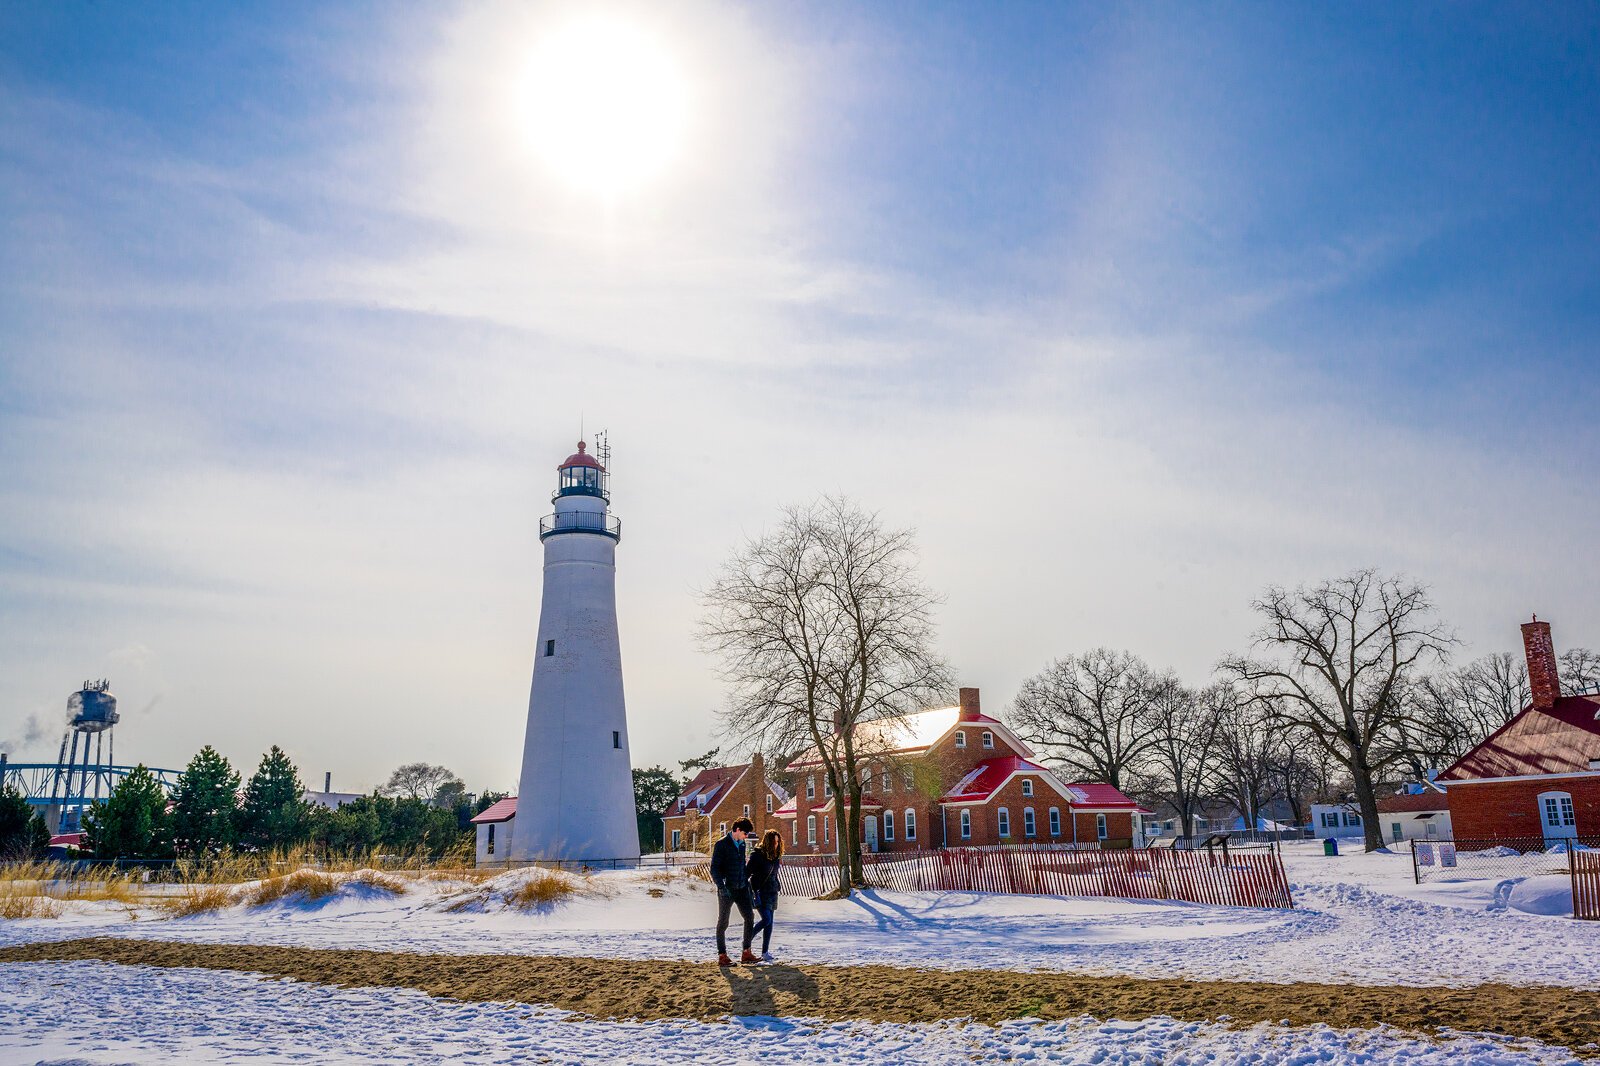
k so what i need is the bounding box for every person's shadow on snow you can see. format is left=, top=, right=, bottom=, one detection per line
left=719, top=963, right=819, bottom=1019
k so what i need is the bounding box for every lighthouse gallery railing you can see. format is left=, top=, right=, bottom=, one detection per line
left=539, top=513, right=622, bottom=540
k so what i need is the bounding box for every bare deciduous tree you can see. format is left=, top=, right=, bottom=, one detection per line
left=1007, top=649, right=1164, bottom=791
left=1561, top=647, right=1600, bottom=695
left=380, top=762, right=463, bottom=805
left=701, top=498, right=948, bottom=896
left=1220, top=570, right=1454, bottom=852
left=1401, top=652, right=1529, bottom=777
left=1267, top=724, right=1327, bottom=829
left=1214, top=694, right=1278, bottom=832
left=1138, top=680, right=1225, bottom=839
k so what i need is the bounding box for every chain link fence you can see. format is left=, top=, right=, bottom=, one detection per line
left=1411, top=836, right=1600, bottom=884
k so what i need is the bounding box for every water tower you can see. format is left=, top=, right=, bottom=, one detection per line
left=45, top=680, right=120, bottom=834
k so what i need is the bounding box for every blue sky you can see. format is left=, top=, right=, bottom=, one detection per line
left=2, top=2, right=1597, bottom=792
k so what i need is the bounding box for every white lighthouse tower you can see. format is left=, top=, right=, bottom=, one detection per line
left=507, top=439, right=639, bottom=863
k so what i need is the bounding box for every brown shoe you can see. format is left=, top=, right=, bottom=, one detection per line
left=740, top=950, right=760, bottom=964
left=718, top=953, right=733, bottom=967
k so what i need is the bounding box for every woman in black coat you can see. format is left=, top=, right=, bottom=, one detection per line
left=746, top=829, right=784, bottom=960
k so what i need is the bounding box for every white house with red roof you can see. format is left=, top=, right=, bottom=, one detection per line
left=775, top=687, right=1150, bottom=854
left=1438, top=618, right=1600, bottom=845
left=470, top=796, right=519, bottom=865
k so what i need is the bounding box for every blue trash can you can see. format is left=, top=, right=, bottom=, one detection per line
left=1324, top=838, right=1339, bottom=857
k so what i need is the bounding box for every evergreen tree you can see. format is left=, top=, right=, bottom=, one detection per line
left=237, top=746, right=314, bottom=850
left=311, top=794, right=383, bottom=853
left=633, top=766, right=679, bottom=853
left=0, top=785, right=50, bottom=858
left=382, top=796, right=464, bottom=856
left=171, top=745, right=241, bottom=858
left=81, top=765, right=174, bottom=860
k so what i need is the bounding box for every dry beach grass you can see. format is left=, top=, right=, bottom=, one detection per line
left=3, top=938, right=1597, bottom=1055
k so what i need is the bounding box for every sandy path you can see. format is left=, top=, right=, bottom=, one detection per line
left=4, top=937, right=1598, bottom=1054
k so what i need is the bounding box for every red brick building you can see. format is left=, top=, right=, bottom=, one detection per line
left=660, top=754, right=790, bottom=854
left=774, top=687, right=1145, bottom=854
left=1438, top=618, right=1600, bottom=844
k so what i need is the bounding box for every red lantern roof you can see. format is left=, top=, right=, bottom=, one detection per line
left=558, top=440, right=604, bottom=471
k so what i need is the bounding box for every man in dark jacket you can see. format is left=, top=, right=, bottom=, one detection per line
left=711, top=818, right=757, bottom=965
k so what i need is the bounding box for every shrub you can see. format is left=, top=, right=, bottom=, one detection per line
left=507, top=870, right=578, bottom=909
left=248, top=868, right=338, bottom=906
left=157, top=884, right=237, bottom=917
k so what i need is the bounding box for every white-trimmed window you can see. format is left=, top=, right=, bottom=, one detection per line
left=1540, top=790, right=1577, bottom=829
left=825, top=778, right=833, bottom=797
left=823, top=815, right=830, bottom=843
left=1048, top=807, right=1061, bottom=836
left=960, top=809, right=972, bottom=839
left=903, top=768, right=915, bottom=789
left=719, top=822, right=727, bottom=835
left=905, top=808, right=917, bottom=841
left=766, top=794, right=774, bottom=814
left=807, top=775, right=815, bottom=800
left=807, top=816, right=817, bottom=845
left=791, top=819, right=798, bottom=845
left=1342, top=812, right=1362, bottom=827
left=743, top=804, right=750, bottom=818
left=1021, top=778, right=1033, bottom=797
left=679, top=798, right=687, bottom=812
left=882, top=771, right=893, bottom=792
left=1096, top=813, right=1107, bottom=840
left=883, top=811, right=895, bottom=840
left=1320, top=811, right=1338, bottom=828
left=997, top=807, right=1011, bottom=837
left=954, top=731, right=966, bottom=749
left=982, top=730, right=994, bottom=749
left=671, top=829, right=680, bottom=851
left=1023, top=807, right=1036, bottom=837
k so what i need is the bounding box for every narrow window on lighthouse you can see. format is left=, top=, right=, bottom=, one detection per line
left=612, top=731, right=621, bottom=749
left=545, top=640, right=555, bottom=657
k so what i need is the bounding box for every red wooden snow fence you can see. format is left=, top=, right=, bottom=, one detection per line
left=704, top=844, right=1294, bottom=910
left=1573, top=849, right=1600, bottom=921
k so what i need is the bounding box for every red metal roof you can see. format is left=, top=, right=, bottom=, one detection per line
left=939, top=756, right=1069, bottom=803
left=1436, top=694, right=1600, bottom=781
left=48, top=832, right=84, bottom=847
left=471, top=797, right=518, bottom=824
left=1060, top=782, right=1143, bottom=809
left=1376, top=791, right=1450, bottom=814
left=559, top=441, right=603, bottom=470
left=674, top=764, right=750, bottom=814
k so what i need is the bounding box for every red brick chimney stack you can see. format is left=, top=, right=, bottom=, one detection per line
left=1522, top=616, right=1561, bottom=712
left=958, top=687, right=982, bottom=721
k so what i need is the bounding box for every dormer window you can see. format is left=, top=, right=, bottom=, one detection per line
left=954, top=731, right=967, bottom=749
left=678, top=798, right=687, bottom=811
left=981, top=731, right=994, bottom=749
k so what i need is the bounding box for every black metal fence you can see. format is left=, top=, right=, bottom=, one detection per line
left=1411, top=836, right=1600, bottom=885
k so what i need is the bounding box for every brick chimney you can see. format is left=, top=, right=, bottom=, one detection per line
left=958, top=687, right=982, bottom=722
left=750, top=751, right=764, bottom=787
left=1522, top=616, right=1561, bottom=711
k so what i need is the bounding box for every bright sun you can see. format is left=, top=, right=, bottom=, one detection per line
left=520, top=16, right=690, bottom=197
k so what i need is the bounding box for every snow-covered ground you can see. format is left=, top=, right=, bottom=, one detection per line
left=5, top=960, right=1587, bottom=1066
left=4, top=842, right=1598, bottom=1065
left=2, top=843, right=1596, bottom=989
